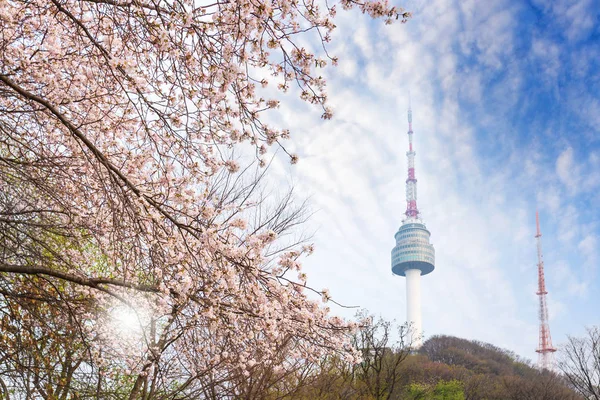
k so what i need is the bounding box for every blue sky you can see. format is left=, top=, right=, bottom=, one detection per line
left=265, top=0, right=600, bottom=363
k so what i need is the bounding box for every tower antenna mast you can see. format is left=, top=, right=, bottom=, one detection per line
left=535, top=211, right=556, bottom=370
left=405, top=93, right=418, bottom=218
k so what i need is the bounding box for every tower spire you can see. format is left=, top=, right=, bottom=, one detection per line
left=535, top=210, right=556, bottom=370
left=405, top=99, right=419, bottom=219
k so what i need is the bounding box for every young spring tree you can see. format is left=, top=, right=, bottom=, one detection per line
left=0, top=0, right=410, bottom=397
left=256, top=310, right=413, bottom=399
left=559, top=327, right=600, bottom=400
left=351, top=310, right=413, bottom=399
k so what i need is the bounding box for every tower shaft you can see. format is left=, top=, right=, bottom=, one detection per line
left=535, top=211, right=556, bottom=370
left=405, top=269, right=423, bottom=347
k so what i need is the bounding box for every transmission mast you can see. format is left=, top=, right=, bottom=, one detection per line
left=535, top=211, right=556, bottom=370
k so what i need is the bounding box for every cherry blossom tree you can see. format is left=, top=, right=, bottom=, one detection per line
left=0, top=0, right=409, bottom=397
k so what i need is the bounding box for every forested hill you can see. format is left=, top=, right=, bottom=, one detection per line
left=419, top=335, right=535, bottom=377
left=398, top=335, right=581, bottom=399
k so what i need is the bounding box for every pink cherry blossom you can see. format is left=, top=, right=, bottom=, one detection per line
left=0, top=0, right=409, bottom=396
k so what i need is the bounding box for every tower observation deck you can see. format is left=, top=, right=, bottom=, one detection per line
left=392, top=223, right=435, bottom=276
left=391, top=101, right=435, bottom=348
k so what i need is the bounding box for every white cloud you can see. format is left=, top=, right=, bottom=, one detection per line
left=530, top=0, right=597, bottom=42
left=537, top=185, right=561, bottom=213
left=531, top=37, right=562, bottom=88
left=578, top=234, right=597, bottom=256
left=554, top=145, right=600, bottom=196
left=556, top=146, right=583, bottom=194
left=578, top=234, right=598, bottom=277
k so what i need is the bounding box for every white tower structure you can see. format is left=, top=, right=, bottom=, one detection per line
left=390, top=101, right=435, bottom=348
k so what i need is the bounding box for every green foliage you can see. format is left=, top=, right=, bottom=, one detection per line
left=407, top=382, right=430, bottom=399
left=432, top=380, right=464, bottom=400
left=406, top=380, right=464, bottom=400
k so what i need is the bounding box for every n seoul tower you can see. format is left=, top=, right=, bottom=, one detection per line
left=391, top=100, right=435, bottom=348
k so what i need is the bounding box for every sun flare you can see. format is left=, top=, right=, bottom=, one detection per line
left=111, top=305, right=145, bottom=337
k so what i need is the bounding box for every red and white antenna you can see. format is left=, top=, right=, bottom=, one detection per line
left=535, top=210, right=556, bottom=370
left=405, top=94, right=419, bottom=219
